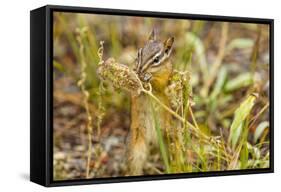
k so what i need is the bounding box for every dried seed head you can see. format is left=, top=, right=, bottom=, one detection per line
left=165, top=70, right=192, bottom=109
left=97, top=58, right=142, bottom=94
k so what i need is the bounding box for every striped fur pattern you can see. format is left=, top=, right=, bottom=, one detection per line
left=127, top=30, right=174, bottom=175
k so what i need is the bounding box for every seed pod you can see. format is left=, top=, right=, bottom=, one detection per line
left=97, top=58, right=142, bottom=94
left=165, top=70, right=193, bottom=110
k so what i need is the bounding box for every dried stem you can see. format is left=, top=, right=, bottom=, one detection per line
left=202, top=22, right=229, bottom=97
left=97, top=41, right=105, bottom=65
left=140, top=79, right=223, bottom=151
left=77, top=28, right=93, bottom=179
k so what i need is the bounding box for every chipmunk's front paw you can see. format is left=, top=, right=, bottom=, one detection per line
left=139, top=72, right=152, bottom=82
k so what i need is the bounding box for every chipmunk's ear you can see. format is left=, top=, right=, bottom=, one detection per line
left=164, top=37, right=174, bottom=56
left=148, top=29, right=156, bottom=41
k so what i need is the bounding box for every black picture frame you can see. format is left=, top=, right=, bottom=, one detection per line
left=30, top=4, right=274, bottom=187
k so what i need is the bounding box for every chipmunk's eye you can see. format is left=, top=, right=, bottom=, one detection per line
left=153, top=56, right=160, bottom=63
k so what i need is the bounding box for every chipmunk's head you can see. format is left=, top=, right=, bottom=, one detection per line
left=135, top=29, right=174, bottom=83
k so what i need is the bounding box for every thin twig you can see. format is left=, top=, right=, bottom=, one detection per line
left=249, top=102, right=269, bottom=129
left=188, top=105, right=200, bottom=130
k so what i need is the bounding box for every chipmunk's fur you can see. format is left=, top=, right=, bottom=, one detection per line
left=127, top=30, right=174, bottom=175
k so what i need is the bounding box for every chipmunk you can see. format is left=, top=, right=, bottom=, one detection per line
left=127, top=29, right=174, bottom=175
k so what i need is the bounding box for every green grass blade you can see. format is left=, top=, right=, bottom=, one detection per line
left=226, top=38, right=254, bottom=52
left=151, top=104, right=171, bottom=173
left=210, top=66, right=227, bottom=101
left=228, top=94, right=257, bottom=148
left=224, top=73, right=253, bottom=92
left=254, top=121, right=269, bottom=143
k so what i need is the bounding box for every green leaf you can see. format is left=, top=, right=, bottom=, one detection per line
left=254, top=121, right=269, bottom=143
left=231, top=122, right=244, bottom=149
left=210, top=66, right=227, bottom=100
left=224, top=73, right=253, bottom=92
left=226, top=38, right=254, bottom=52
left=228, top=94, right=257, bottom=148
